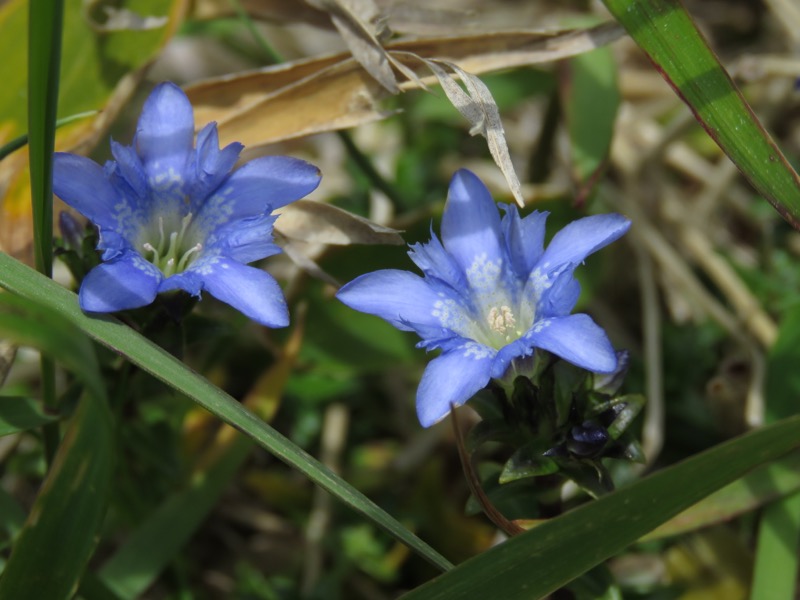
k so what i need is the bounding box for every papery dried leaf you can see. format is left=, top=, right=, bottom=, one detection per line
left=275, top=200, right=403, bottom=246
left=381, top=3, right=480, bottom=36
left=191, top=0, right=332, bottom=27
left=0, top=341, right=16, bottom=388
left=306, top=0, right=427, bottom=93
left=390, top=23, right=623, bottom=79
left=310, top=0, right=400, bottom=92
left=191, top=59, right=394, bottom=155
left=418, top=57, right=524, bottom=207
left=186, top=23, right=623, bottom=150
left=280, top=241, right=340, bottom=287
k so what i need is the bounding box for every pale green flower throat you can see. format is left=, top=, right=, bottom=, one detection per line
left=141, top=213, right=202, bottom=277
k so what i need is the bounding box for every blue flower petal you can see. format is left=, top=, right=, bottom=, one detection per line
left=189, top=122, right=243, bottom=204
left=441, top=169, right=505, bottom=277
left=159, top=270, right=203, bottom=297
left=408, top=231, right=466, bottom=291
left=526, top=314, right=617, bottom=373
left=79, top=253, right=161, bottom=312
left=336, top=269, right=444, bottom=332
left=416, top=342, right=496, bottom=427
left=501, top=205, right=548, bottom=278
left=135, top=82, right=194, bottom=184
left=536, top=269, right=581, bottom=318
left=198, top=258, right=289, bottom=327
left=207, top=214, right=281, bottom=264
left=53, top=153, right=127, bottom=230
left=110, top=140, right=147, bottom=199
left=491, top=337, right=535, bottom=378
left=538, top=214, right=630, bottom=272
left=197, top=156, right=321, bottom=230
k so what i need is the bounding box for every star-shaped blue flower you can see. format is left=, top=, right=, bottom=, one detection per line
left=53, top=82, right=321, bottom=327
left=337, top=169, right=630, bottom=426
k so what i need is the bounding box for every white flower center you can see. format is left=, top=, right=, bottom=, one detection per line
left=141, top=212, right=203, bottom=277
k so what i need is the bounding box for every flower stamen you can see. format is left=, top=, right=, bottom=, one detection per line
left=141, top=212, right=202, bottom=276
left=487, top=305, right=515, bottom=334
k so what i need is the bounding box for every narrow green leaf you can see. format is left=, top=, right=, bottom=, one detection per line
left=0, top=396, right=59, bottom=436
left=600, top=0, right=800, bottom=227
left=751, top=492, right=800, bottom=600
left=750, top=304, right=800, bottom=599
left=0, top=252, right=453, bottom=573
left=27, top=0, right=63, bottom=277
left=0, top=294, right=113, bottom=600
left=99, top=439, right=250, bottom=599
left=401, top=415, right=800, bottom=600
left=0, top=487, right=26, bottom=541
left=0, top=110, right=98, bottom=161
left=561, top=47, right=620, bottom=199
left=643, top=450, right=800, bottom=541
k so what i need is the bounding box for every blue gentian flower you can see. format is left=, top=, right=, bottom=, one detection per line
left=53, top=82, right=321, bottom=327
left=336, top=169, right=630, bottom=426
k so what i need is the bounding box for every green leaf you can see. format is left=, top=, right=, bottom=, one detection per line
left=0, top=252, right=453, bottom=573
left=561, top=47, right=620, bottom=199
left=0, top=396, right=59, bottom=436
left=99, top=439, right=250, bottom=599
left=751, top=492, right=800, bottom=600
left=0, top=294, right=113, bottom=600
left=27, top=0, right=63, bottom=277
left=600, top=0, right=800, bottom=227
left=499, top=443, right=559, bottom=483
left=0, top=487, right=26, bottom=542
left=400, top=414, right=800, bottom=600
left=750, top=305, right=800, bottom=599
left=643, top=450, right=800, bottom=541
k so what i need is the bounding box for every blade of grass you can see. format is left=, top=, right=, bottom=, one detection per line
left=28, top=0, right=63, bottom=277
left=400, top=414, right=800, bottom=599
left=600, top=0, right=800, bottom=228
left=28, top=0, right=64, bottom=464
left=751, top=304, right=800, bottom=599
left=0, top=252, right=453, bottom=573
left=751, top=492, right=800, bottom=600
left=0, top=110, right=99, bottom=161
left=0, top=294, right=113, bottom=600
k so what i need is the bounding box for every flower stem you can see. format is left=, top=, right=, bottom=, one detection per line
left=229, top=0, right=283, bottom=65
left=336, top=130, right=406, bottom=207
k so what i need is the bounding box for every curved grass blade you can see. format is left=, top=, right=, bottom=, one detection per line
left=601, top=0, right=800, bottom=228
left=0, top=396, right=59, bottom=436
left=99, top=324, right=303, bottom=598
left=400, top=414, right=800, bottom=599
left=0, top=252, right=453, bottom=573
left=0, top=110, right=99, bottom=161
left=0, top=294, right=113, bottom=600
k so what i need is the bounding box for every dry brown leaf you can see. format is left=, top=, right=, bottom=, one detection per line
left=191, top=0, right=333, bottom=27
left=275, top=199, right=404, bottom=246
left=186, top=23, right=623, bottom=148
left=0, top=341, right=16, bottom=389
left=193, top=59, right=395, bottom=157
left=418, top=57, right=524, bottom=206
left=307, top=0, right=400, bottom=92
left=186, top=23, right=622, bottom=204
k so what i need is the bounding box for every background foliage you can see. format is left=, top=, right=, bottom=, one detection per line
left=2, top=0, right=800, bottom=598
